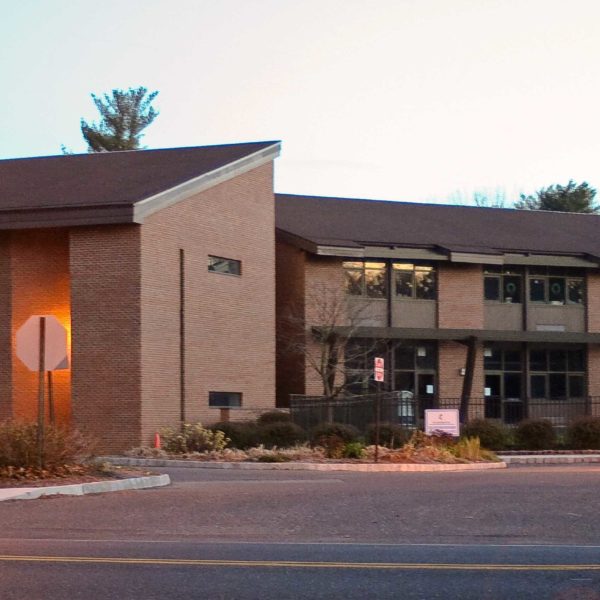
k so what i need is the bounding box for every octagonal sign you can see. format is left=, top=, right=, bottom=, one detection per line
left=16, top=315, right=69, bottom=372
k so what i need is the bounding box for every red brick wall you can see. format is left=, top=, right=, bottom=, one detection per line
left=275, top=240, right=306, bottom=406
left=438, top=264, right=484, bottom=329
left=0, top=236, right=11, bottom=420
left=70, top=226, right=142, bottom=452
left=140, top=163, right=276, bottom=439
left=587, top=271, right=600, bottom=333
left=10, top=231, right=71, bottom=425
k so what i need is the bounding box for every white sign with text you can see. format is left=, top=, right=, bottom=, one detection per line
left=424, top=409, right=460, bottom=437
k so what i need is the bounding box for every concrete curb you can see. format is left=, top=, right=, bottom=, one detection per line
left=100, top=457, right=507, bottom=473
left=498, top=454, right=600, bottom=465
left=0, top=474, right=170, bottom=502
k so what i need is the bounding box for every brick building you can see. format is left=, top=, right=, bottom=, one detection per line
left=2, top=141, right=600, bottom=450
left=275, top=193, right=600, bottom=425
left=0, top=141, right=279, bottom=451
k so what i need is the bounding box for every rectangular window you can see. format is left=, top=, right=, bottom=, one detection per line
left=393, top=263, right=436, bottom=300
left=343, top=261, right=386, bottom=298
left=483, top=266, right=522, bottom=303
left=528, top=270, right=584, bottom=305
left=208, top=255, right=241, bottom=276
left=528, top=347, right=586, bottom=400
left=208, top=391, right=242, bottom=408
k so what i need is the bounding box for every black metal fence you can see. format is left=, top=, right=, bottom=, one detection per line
left=289, top=393, right=600, bottom=433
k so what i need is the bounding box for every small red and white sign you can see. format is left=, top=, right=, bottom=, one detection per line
left=374, top=357, right=385, bottom=382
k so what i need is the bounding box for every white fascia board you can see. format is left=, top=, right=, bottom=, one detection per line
left=132, top=143, right=281, bottom=223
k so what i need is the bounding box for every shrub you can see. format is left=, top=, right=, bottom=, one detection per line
left=514, top=419, right=556, bottom=450
left=566, top=417, right=600, bottom=450
left=0, top=420, right=91, bottom=469
left=256, top=411, right=291, bottom=425
left=210, top=422, right=260, bottom=449
left=366, top=423, right=411, bottom=448
left=256, top=422, right=306, bottom=448
left=161, top=422, right=228, bottom=454
left=311, top=422, right=361, bottom=444
left=342, top=441, right=366, bottom=459
left=462, top=419, right=510, bottom=450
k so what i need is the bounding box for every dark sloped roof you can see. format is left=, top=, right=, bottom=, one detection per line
left=0, top=141, right=277, bottom=210
left=275, top=193, right=600, bottom=258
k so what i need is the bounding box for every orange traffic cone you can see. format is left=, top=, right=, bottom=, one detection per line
left=154, top=432, right=161, bottom=449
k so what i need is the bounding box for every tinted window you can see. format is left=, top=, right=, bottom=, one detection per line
left=549, top=278, right=565, bottom=303
left=503, top=276, right=521, bottom=303
left=484, top=277, right=500, bottom=301
left=209, top=391, right=242, bottom=408
left=530, top=278, right=546, bottom=302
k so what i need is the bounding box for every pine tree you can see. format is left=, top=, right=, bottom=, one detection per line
left=515, top=180, right=597, bottom=213
left=80, top=87, right=159, bottom=152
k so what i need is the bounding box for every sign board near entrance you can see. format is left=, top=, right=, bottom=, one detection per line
left=424, top=409, right=460, bottom=437
left=374, top=357, right=384, bottom=382
left=16, top=315, right=69, bottom=372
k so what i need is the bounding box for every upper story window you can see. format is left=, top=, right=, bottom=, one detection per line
left=528, top=267, right=584, bottom=305
left=393, top=263, right=436, bottom=300
left=208, top=255, right=241, bottom=276
left=484, top=266, right=522, bottom=304
left=343, top=261, right=386, bottom=298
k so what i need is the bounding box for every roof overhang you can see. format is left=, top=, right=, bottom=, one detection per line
left=321, top=326, right=600, bottom=344
left=277, top=232, right=600, bottom=268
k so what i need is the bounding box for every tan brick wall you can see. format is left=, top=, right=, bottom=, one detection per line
left=438, top=340, right=484, bottom=417
left=303, top=256, right=346, bottom=396
left=587, top=271, right=600, bottom=332
left=437, top=264, right=484, bottom=329
left=140, top=163, right=276, bottom=439
left=10, top=231, right=71, bottom=425
left=0, top=236, right=11, bottom=420
left=275, top=240, right=306, bottom=406
left=587, top=346, right=600, bottom=416
left=70, top=226, right=142, bottom=452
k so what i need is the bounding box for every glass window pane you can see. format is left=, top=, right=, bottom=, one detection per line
left=484, top=348, right=502, bottom=370
left=548, top=277, right=565, bottom=304
left=569, top=375, right=585, bottom=398
left=395, top=271, right=413, bottom=298
left=530, top=375, right=546, bottom=398
left=365, top=267, right=386, bottom=298
left=395, top=345, right=414, bottom=370
left=342, top=261, right=363, bottom=269
left=416, top=344, right=436, bottom=369
left=567, top=349, right=585, bottom=372
left=484, top=277, right=500, bottom=301
left=483, top=265, right=501, bottom=274
left=530, top=350, right=547, bottom=371
left=549, top=350, right=567, bottom=372
left=344, top=269, right=363, bottom=295
left=549, top=373, right=567, bottom=399
left=503, top=276, right=521, bottom=303
left=504, top=350, right=522, bottom=371
left=395, top=371, right=415, bottom=393
left=504, top=373, right=521, bottom=399
left=529, top=278, right=546, bottom=302
left=209, top=391, right=242, bottom=408
left=567, top=279, right=584, bottom=304
left=415, top=269, right=436, bottom=299
left=393, top=263, right=414, bottom=271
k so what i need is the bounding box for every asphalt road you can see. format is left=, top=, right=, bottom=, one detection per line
left=1, top=465, right=600, bottom=599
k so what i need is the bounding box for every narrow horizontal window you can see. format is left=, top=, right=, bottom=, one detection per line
left=208, top=255, right=241, bottom=276
left=208, top=391, right=242, bottom=408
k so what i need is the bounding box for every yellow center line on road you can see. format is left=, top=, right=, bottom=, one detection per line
left=0, top=555, right=599, bottom=571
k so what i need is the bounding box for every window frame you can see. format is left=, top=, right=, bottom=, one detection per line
left=483, top=266, right=523, bottom=304
left=208, top=391, right=243, bottom=408
left=392, top=262, right=437, bottom=301
left=208, top=255, right=242, bottom=276
left=342, top=260, right=387, bottom=298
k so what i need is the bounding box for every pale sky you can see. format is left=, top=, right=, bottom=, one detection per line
left=1, top=0, right=599, bottom=204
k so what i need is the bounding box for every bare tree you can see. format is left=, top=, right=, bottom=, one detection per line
left=279, top=282, right=382, bottom=400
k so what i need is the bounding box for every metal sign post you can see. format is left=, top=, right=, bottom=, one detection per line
left=36, top=317, right=46, bottom=469
left=374, top=357, right=385, bottom=463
